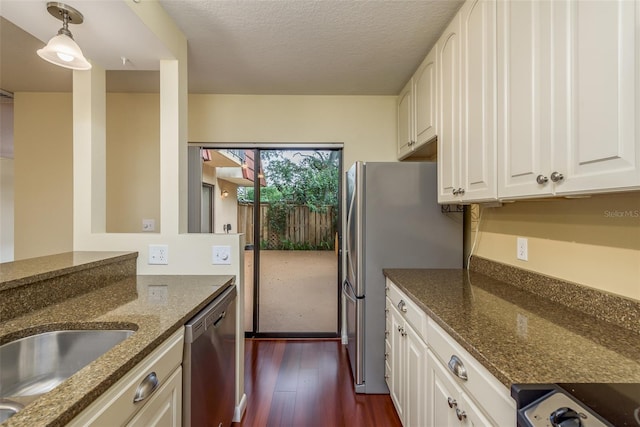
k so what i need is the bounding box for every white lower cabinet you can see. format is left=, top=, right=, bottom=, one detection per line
left=386, top=299, right=428, bottom=427
left=127, top=367, right=182, bottom=427
left=428, top=351, right=492, bottom=427
left=386, top=280, right=516, bottom=427
left=68, top=328, right=184, bottom=427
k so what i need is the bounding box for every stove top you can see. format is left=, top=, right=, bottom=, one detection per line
left=512, top=383, right=640, bottom=427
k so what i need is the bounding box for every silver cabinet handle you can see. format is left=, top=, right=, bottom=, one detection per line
left=550, top=171, right=564, bottom=182
left=397, top=300, right=408, bottom=313
left=452, top=189, right=458, bottom=195
left=133, top=372, right=159, bottom=403
left=447, top=355, right=468, bottom=381
left=447, top=397, right=457, bottom=408
left=536, top=174, right=548, bottom=184
left=457, top=188, right=465, bottom=195
left=456, top=408, right=467, bottom=421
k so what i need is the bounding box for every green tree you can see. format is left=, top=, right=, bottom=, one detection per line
left=238, top=150, right=339, bottom=250
left=261, top=150, right=339, bottom=212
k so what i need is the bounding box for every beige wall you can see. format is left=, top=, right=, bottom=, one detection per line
left=106, top=93, right=160, bottom=233
left=473, top=192, right=640, bottom=301
left=188, top=94, right=398, bottom=169
left=13, top=93, right=73, bottom=259
left=11, top=90, right=638, bottom=303
left=202, top=163, right=239, bottom=233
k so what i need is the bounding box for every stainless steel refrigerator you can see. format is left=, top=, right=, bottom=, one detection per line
left=342, top=161, right=462, bottom=394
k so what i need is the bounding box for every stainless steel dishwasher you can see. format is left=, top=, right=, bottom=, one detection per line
left=183, top=284, right=237, bottom=427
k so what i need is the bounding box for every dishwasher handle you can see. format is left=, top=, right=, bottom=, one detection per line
left=213, top=311, right=226, bottom=328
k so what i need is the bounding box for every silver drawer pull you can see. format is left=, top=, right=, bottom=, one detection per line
left=447, top=355, right=468, bottom=381
left=456, top=408, right=467, bottom=421
left=133, top=372, right=159, bottom=403
left=447, top=397, right=457, bottom=408
left=397, top=300, right=408, bottom=313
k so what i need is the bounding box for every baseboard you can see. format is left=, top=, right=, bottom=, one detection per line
left=233, top=393, right=247, bottom=423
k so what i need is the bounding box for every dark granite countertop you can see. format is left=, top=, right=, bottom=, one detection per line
left=0, top=274, right=234, bottom=427
left=0, top=252, right=137, bottom=293
left=383, top=269, right=640, bottom=388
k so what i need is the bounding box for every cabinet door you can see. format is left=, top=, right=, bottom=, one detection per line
left=388, top=302, right=405, bottom=420
left=398, top=79, right=414, bottom=159
left=438, top=13, right=463, bottom=203
left=497, top=0, right=553, bottom=198
left=404, top=323, right=428, bottom=427
left=553, top=0, right=640, bottom=194
left=459, top=393, right=493, bottom=427
left=415, top=48, right=438, bottom=148
left=427, top=351, right=461, bottom=427
left=461, top=0, right=497, bottom=202
left=127, top=367, right=182, bottom=427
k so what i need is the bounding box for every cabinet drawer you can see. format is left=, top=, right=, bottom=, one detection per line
left=386, top=279, right=426, bottom=340
left=69, top=328, right=185, bottom=427
left=427, top=319, right=515, bottom=427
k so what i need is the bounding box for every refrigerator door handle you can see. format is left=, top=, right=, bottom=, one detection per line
left=345, top=183, right=357, bottom=285
left=343, top=279, right=363, bottom=301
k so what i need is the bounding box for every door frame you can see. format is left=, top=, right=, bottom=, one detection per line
left=188, top=142, right=344, bottom=338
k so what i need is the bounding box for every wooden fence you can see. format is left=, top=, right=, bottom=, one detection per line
left=237, top=203, right=336, bottom=249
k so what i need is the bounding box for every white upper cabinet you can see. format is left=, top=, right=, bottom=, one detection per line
left=498, top=0, right=640, bottom=199
left=553, top=0, right=640, bottom=194
left=398, top=46, right=439, bottom=161
left=497, top=0, right=552, bottom=198
left=437, top=11, right=462, bottom=203
left=415, top=48, right=438, bottom=148
left=397, top=79, right=414, bottom=160
left=460, top=0, right=497, bottom=201
left=438, top=0, right=496, bottom=203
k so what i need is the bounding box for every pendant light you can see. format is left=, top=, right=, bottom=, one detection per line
left=37, top=2, right=92, bottom=70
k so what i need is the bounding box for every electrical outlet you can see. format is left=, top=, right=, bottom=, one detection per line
left=212, top=245, right=231, bottom=265
left=517, top=237, right=528, bottom=261
left=149, top=244, right=168, bottom=265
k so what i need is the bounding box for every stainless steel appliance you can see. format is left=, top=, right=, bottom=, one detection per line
left=512, top=383, right=640, bottom=427
left=343, top=161, right=462, bottom=394
left=183, top=284, right=237, bottom=427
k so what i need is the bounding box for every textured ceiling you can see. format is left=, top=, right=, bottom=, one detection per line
left=1, top=0, right=463, bottom=95
left=159, top=0, right=464, bottom=95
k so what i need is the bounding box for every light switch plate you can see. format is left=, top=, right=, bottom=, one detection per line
left=142, top=219, right=155, bottom=232
left=212, top=245, right=231, bottom=265
left=149, top=244, right=168, bottom=265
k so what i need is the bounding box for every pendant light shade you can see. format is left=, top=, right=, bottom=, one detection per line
left=37, top=34, right=91, bottom=70
left=37, top=2, right=92, bottom=70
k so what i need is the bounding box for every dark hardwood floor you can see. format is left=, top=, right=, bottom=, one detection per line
left=234, top=339, right=402, bottom=427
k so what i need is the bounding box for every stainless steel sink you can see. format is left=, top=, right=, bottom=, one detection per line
left=0, top=329, right=134, bottom=421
